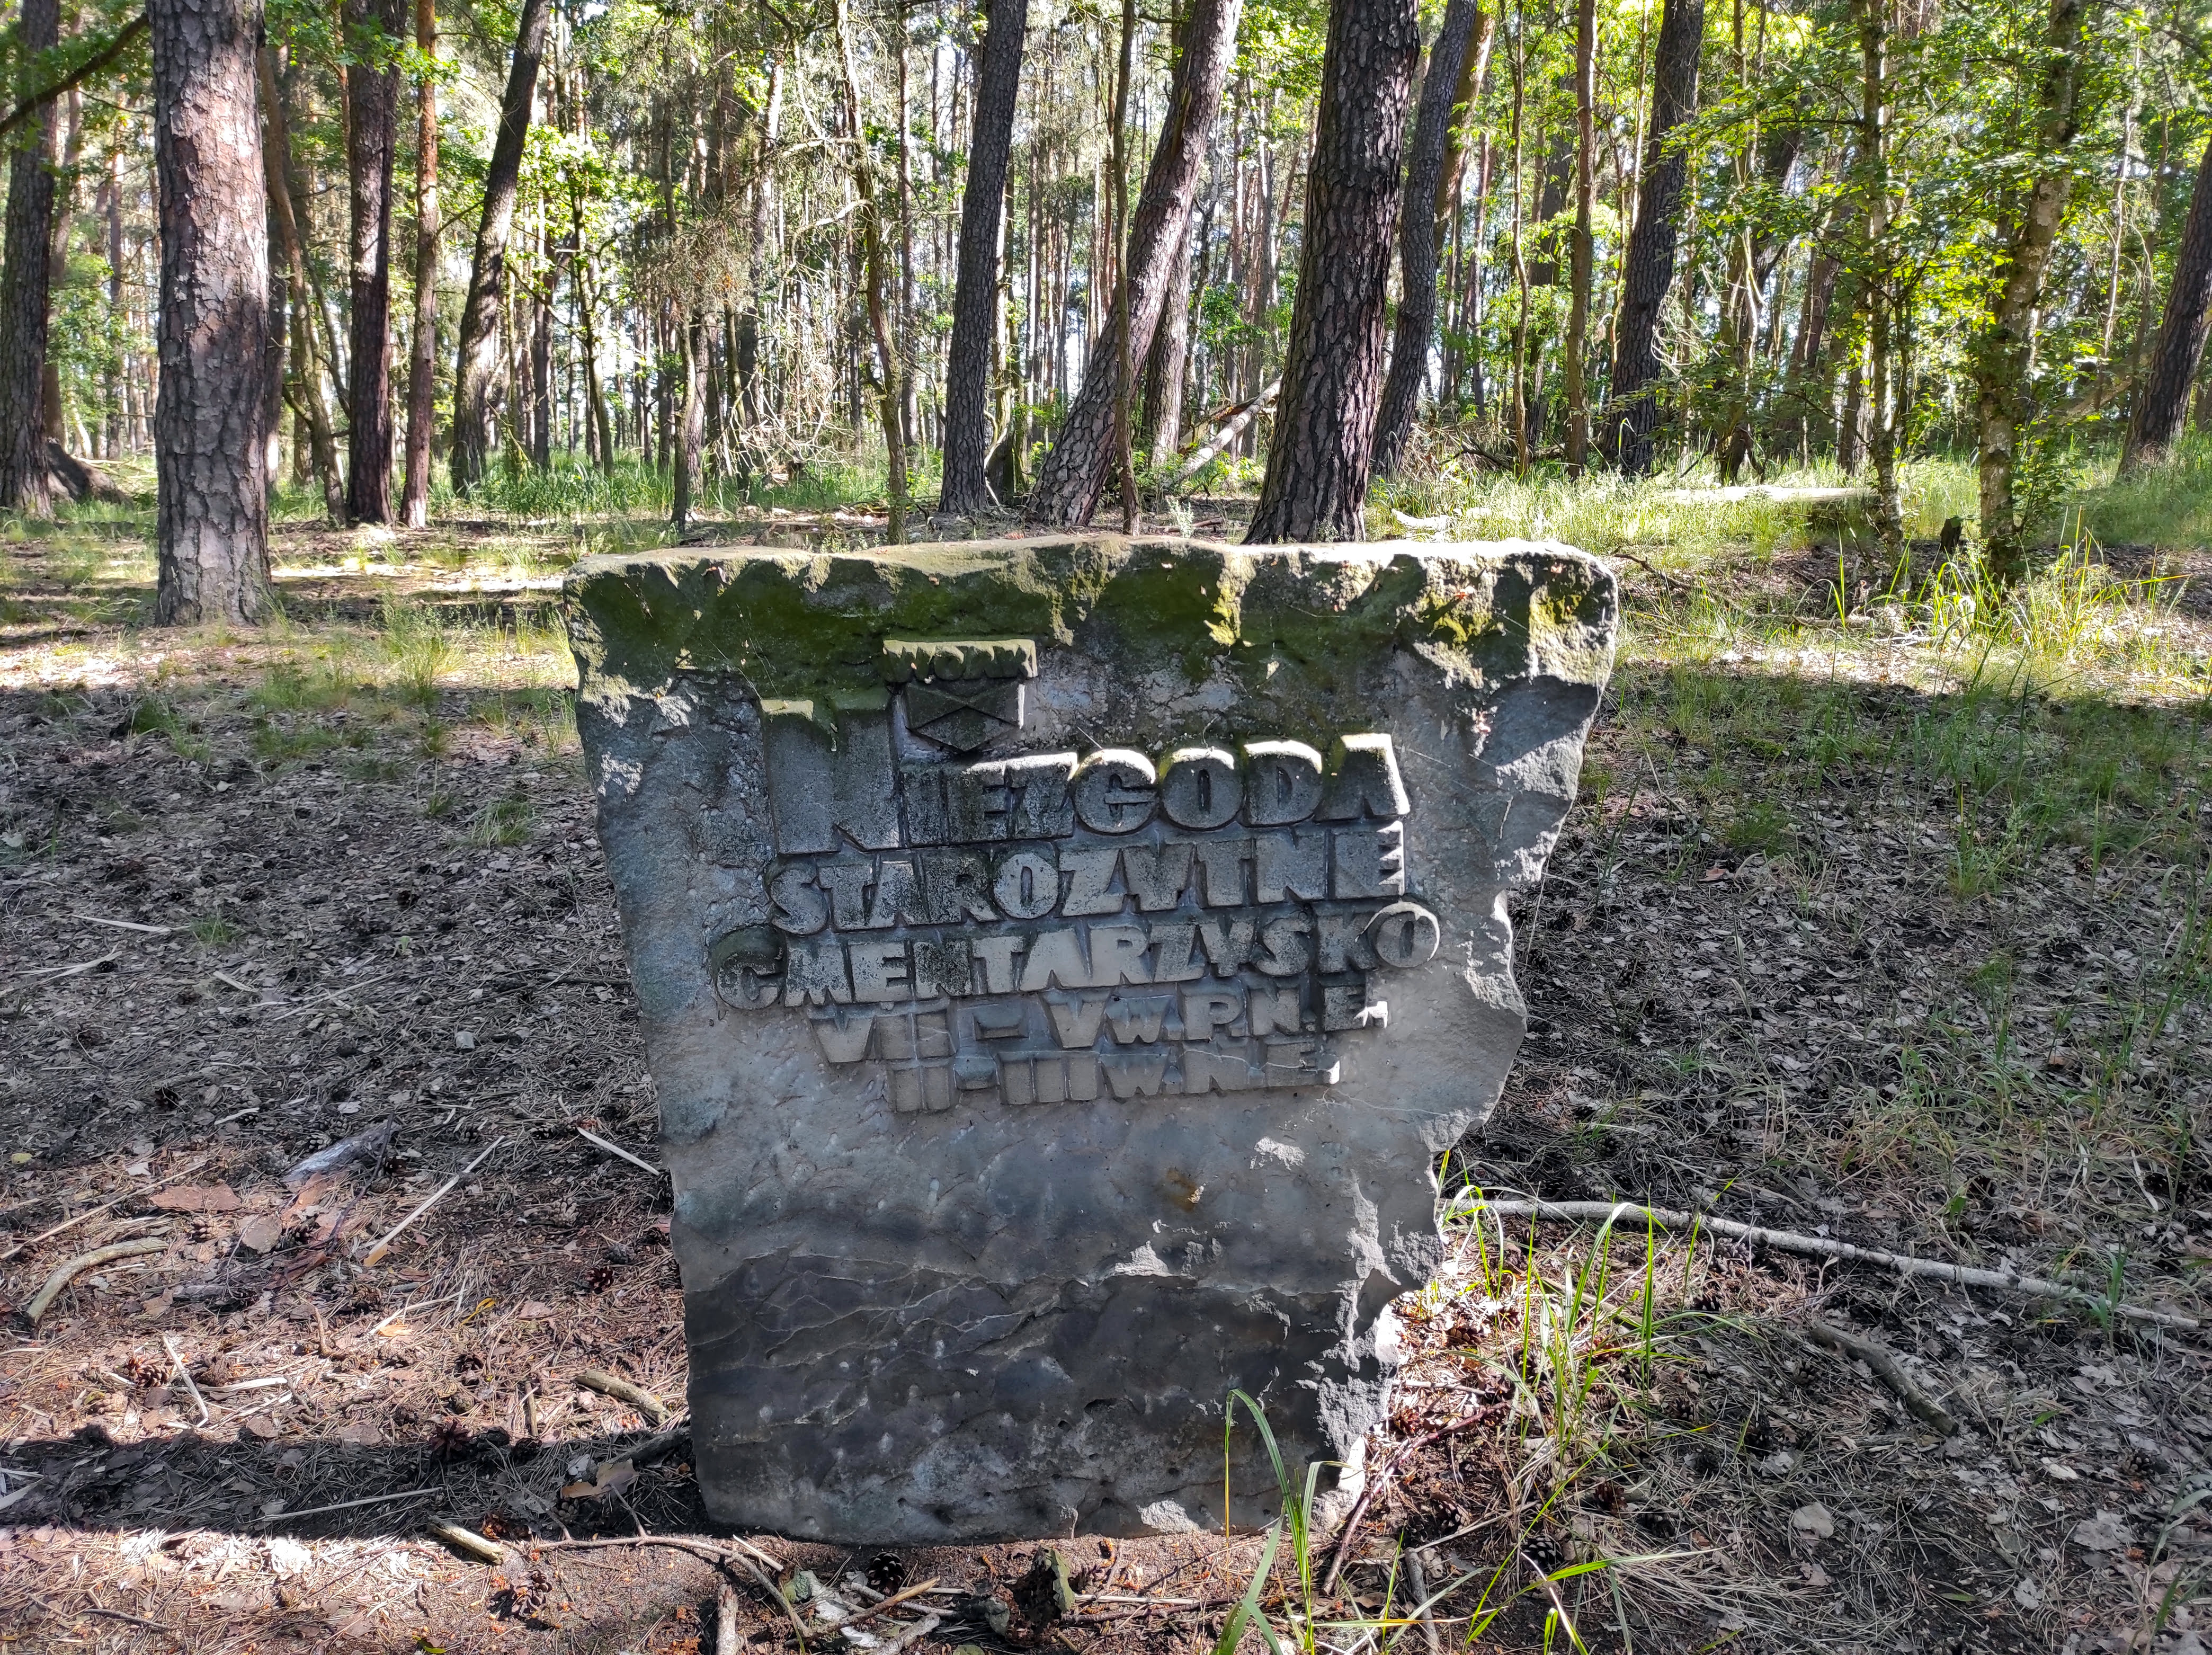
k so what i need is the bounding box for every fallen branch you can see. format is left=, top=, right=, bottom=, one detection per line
left=254, top=1487, right=439, bottom=1524
left=575, top=1126, right=662, bottom=1178
left=536, top=1535, right=806, bottom=1642
left=1604, top=549, right=1701, bottom=594
left=825, top=1578, right=940, bottom=1632
left=1166, top=380, right=1280, bottom=490
left=428, top=1521, right=504, bottom=1564
left=161, top=1333, right=209, bottom=1426
left=23, top=1235, right=167, bottom=1324
left=1403, top=1550, right=1444, bottom=1655
left=1, top=1155, right=209, bottom=1261
left=75, top=913, right=171, bottom=935
left=1464, top=1198, right=2201, bottom=1331
left=1808, top=1319, right=1958, bottom=1436
left=361, top=1138, right=502, bottom=1266
left=576, top=1368, right=668, bottom=1426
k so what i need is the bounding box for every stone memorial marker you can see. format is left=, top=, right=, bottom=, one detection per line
left=566, top=536, right=1616, bottom=1543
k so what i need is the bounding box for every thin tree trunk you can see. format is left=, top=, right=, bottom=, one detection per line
left=939, top=0, right=1029, bottom=512
left=344, top=0, right=405, bottom=522
left=1027, top=0, right=1239, bottom=526
left=1244, top=0, right=1421, bottom=542
left=1563, top=0, right=1596, bottom=473
left=150, top=0, right=273, bottom=624
left=2122, top=136, right=2212, bottom=473
left=449, top=0, right=552, bottom=494
left=400, top=0, right=439, bottom=528
left=40, top=86, right=83, bottom=450
left=1974, top=0, right=2094, bottom=580
left=835, top=0, right=908, bottom=541
left=1140, top=219, right=1193, bottom=470
left=1856, top=0, right=1901, bottom=557
left=257, top=48, right=345, bottom=521
left=673, top=316, right=703, bottom=530
left=1110, top=0, right=1138, bottom=532
left=1603, top=0, right=1702, bottom=473
left=1372, top=0, right=1483, bottom=479
left=0, top=0, right=61, bottom=512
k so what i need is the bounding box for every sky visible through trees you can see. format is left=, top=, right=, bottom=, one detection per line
left=1, top=0, right=2210, bottom=604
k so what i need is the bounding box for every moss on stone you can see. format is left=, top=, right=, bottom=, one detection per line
left=565, top=537, right=1616, bottom=726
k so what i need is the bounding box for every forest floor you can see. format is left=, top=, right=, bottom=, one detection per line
left=4, top=479, right=2212, bottom=1654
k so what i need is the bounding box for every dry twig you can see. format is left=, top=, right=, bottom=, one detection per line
left=576, top=1368, right=668, bottom=1425
left=1468, top=1198, right=2202, bottom=1330
left=1808, top=1319, right=1958, bottom=1435
left=362, top=1138, right=503, bottom=1265
left=23, top=1235, right=167, bottom=1324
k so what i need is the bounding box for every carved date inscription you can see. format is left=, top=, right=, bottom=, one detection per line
left=710, top=708, right=1441, bottom=1114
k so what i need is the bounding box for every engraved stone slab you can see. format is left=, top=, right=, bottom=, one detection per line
left=565, top=537, right=1616, bottom=1543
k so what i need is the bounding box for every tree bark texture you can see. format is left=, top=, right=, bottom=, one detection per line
left=1024, top=0, right=1241, bottom=527
left=1244, top=0, right=1421, bottom=543
left=151, top=0, right=273, bottom=625
left=937, top=0, right=1030, bottom=515
left=1563, top=0, right=1596, bottom=472
left=258, top=48, right=345, bottom=520
left=2121, top=136, right=2212, bottom=473
left=1371, top=0, right=1482, bottom=479
left=449, top=0, right=551, bottom=493
left=344, top=0, right=406, bottom=522
left=0, top=0, right=60, bottom=513
left=1140, top=219, right=1192, bottom=470
left=1974, top=0, right=2093, bottom=580
left=1603, top=0, right=1703, bottom=474
left=400, top=0, right=439, bottom=527
left=836, top=0, right=908, bottom=541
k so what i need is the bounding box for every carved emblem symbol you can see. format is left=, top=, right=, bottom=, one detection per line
left=880, top=637, right=1038, bottom=753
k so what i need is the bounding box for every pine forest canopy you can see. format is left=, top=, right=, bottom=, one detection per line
left=0, top=0, right=2209, bottom=613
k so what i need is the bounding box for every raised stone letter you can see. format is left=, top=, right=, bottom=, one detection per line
left=1369, top=902, right=1442, bottom=968
left=765, top=705, right=901, bottom=853
left=947, top=762, right=1014, bottom=842
left=1182, top=988, right=1242, bottom=1040
left=864, top=860, right=928, bottom=929
left=920, top=851, right=998, bottom=924
left=1006, top=753, right=1078, bottom=837
left=971, top=935, right=1025, bottom=993
left=850, top=942, right=912, bottom=1002
left=1317, top=733, right=1411, bottom=822
left=1148, top=921, right=1207, bottom=983
left=817, top=860, right=877, bottom=929
left=1087, top=924, right=1153, bottom=986
left=1120, top=842, right=1194, bottom=912
left=768, top=865, right=828, bottom=935
left=1047, top=992, right=1110, bottom=1047
left=1332, top=823, right=1407, bottom=900
left=1159, top=748, right=1242, bottom=830
left=1058, top=847, right=1125, bottom=917
left=1322, top=978, right=1387, bottom=1031
left=784, top=938, right=855, bottom=1006
left=1072, top=750, right=1157, bottom=832
left=1192, top=838, right=1251, bottom=906
left=1019, top=928, right=1091, bottom=991
left=912, top=935, right=976, bottom=999
left=1256, top=915, right=1312, bottom=976
left=1243, top=740, right=1326, bottom=826
left=993, top=849, right=1059, bottom=919
left=1254, top=830, right=1328, bottom=903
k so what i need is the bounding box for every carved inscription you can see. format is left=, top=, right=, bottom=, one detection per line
left=711, top=715, right=1441, bottom=1113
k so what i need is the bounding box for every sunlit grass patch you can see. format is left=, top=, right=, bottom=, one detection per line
left=187, top=915, right=242, bottom=947
left=466, top=793, right=535, bottom=847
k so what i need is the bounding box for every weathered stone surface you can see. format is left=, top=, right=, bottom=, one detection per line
left=565, top=536, right=1616, bottom=1544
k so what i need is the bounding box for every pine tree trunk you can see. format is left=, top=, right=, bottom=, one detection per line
left=1603, top=0, right=1702, bottom=474
left=450, top=0, right=552, bottom=494
left=400, top=0, right=439, bottom=528
left=674, top=316, right=703, bottom=530
left=344, top=0, right=405, bottom=523
left=0, top=0, right=60, bottom=513
left=835, top=0, right=909, bottom=541
left=2120, top=136, right=2212, bottom=474
left=1371, top=0, right=1483, bottom=479
left=1024, top=0, right=1241, bottom=527
left=258, top=48, right=346, bottom=521
left=150, top=0, right=273, bottom=625
left=1245, top=0, right=1421, bottom=542
left=1139, top=219, right=1193, bottom=471
left=1563, top=0, right=1596, bottom=473
left=1974, top=0, right=2094, bottom=581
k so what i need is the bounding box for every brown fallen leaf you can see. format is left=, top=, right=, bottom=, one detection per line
left=150, top=1183, right=241, bottom=1213
left=559, top=1457, right=637, bottom=1500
